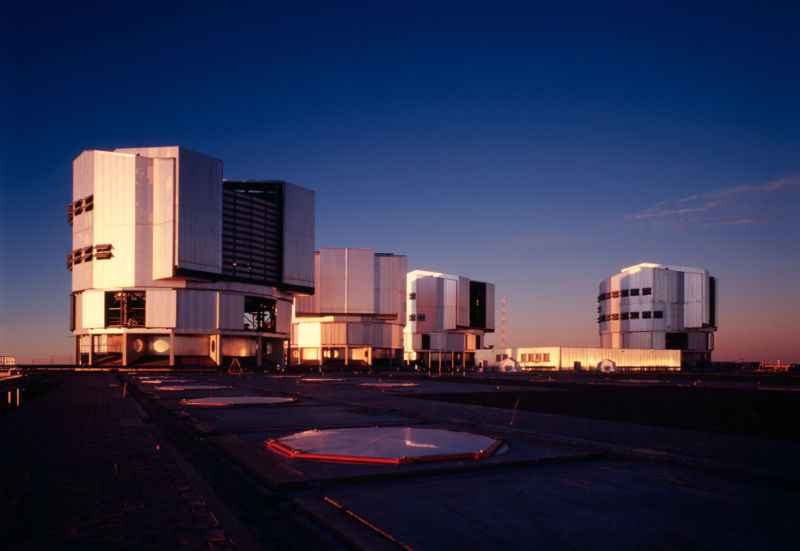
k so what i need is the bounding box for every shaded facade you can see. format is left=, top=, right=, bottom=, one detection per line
left=404, top=270, right=494, bottom=369
left=598, top=263, right=717, bottom=367
left=68, top=146, right=314, bottom=367
left=291, top=248, right=407, bottom=366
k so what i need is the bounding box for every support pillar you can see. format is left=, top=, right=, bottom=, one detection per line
left=256, top=337, right=262, bottom=368
left=169, top=333, right=175, bottom=367
left=121, top=331, right=128, bottom=367
left=88, top=335, right=94, bottom=366
left=74, top=336, right=80, bottom=366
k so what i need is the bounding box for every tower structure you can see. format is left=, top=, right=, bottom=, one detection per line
left=68, top=146, right=314, bottom=367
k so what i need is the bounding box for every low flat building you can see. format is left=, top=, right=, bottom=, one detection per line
left=404, top=270, right=494, bottom=370
left=476, top=347, right=681, bottom=371
left=68, top=146, right=314, bottom=367
left=291, top=248, right=406, bottom=366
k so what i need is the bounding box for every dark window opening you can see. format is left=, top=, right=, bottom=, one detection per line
left=621, top=312, right=629, bottom=320
left=621, top=289, right=629, bottom=297
left=476, top=336, right=481, bottom=350
left=421, top=334, right=430, bottom=350
left=610, top=313, right=620, bottom=321
left=642, top=287, right=652, bottom=296
left=409, top=292, right=416, bottom=300
left=469, top=281, right=487, bottom=328
left=409, top=314, right=416, bottom=322
left=244, top=296, right=277, bottom=332
left=630, top=312, right=640, bottom=319
left=417, top=313, right=426, bottom=321
left=611, top=290, right=620, bottom=298
left=630, top=288, right=640, bottom=296
left=642, top=311, right=652, bottom=319
left=709, top=277, right=717, bottom=327
left=666, top=332, right=688, bottom=350
left=105, top=291, right=146, bottom=327
left=654, top=310, right=663, bottom=319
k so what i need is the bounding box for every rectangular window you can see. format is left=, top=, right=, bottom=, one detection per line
left=642, top=311, right=652, bottom=319
left=422, top=334, right=430, bottom=350
left=409, top=314, right=416, bottom=322
left=610, top=313, right=620, bottom=321
left=105, top=291, right=146, bottom=327
left=654, top=310, right=663, bottom=319
left=543, top=353, right=550, bottom=362
left=621, top=312, right=629, bottom=320
left=621, top=289, right=629, bottom=297
left=409, top=292, right=416, bottom=300
left=630, top=288, right=640, bottom=296
left=417, top=313, right=426, bottom=321
left=495, top=354, right=502, bottom=361
left=642, top=287, right=652, bottom=296
left=630, top=312, right=640, bottom=319
left=243, top=296, right=277, bottom=332
left=611, top=291, right=620, bottom=298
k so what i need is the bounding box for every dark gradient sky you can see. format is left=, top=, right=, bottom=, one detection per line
left=1, top=1, right=798, bottom=363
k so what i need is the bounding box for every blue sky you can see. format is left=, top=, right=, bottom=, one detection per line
left=1, top=1, right=798, bottom=363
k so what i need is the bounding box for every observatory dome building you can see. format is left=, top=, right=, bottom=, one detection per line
left=597, top=263, right=717, bottom=367
left=67, top=146, right=314, bottom=367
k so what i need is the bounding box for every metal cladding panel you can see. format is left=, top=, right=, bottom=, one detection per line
left=174, top=336, right=209, bottom=356
left=71, top=153, right=96, bottom=288
left=375, top=254, right=406, bottom=317
left=415, top=276, right=440, bottom=332
left=651, top=332, right=666, bottom=348
left=145, top=289, right=177, bottom=328
left=82, top=290, right=105, bottom=329
left=683, top=270, right=706, bottom=328
left=93, top=151, right=137, bottom=289
left=346, top=249, right=375, bottom=313
left=294, top=253, right=320, bottom=314
left=444, top=278, right=457, bottom=330
left=456, top=276, right=470, bottom=327
left=176, top=148, right=222, bottom=274
left=177, top=290, right=216, bottom=330
left=276, top=299, right=291, bottom=335
left=282, top=183, right=315, bottom=289
left=628, top=332, right=651, bottom=348
left=485, top=283, right=495, bottom=331
left=74, top=293, right=84, bottom=331
left=320, top=249, right=347, bottom=312
left=296, top=322, right=322, bottom=348
left=222, top=337, right=257, bottom=357
left=321, top=322, right=347, bottom=345
left=152, top=157, right=176, bottom=280
left=560, top=347, right=680, bottom=369
left=346, top=323, right=371, bottom=345
left=218, top=293, right=244, bottom=330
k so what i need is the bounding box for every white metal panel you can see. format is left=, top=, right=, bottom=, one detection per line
left=218, top=293, right=243, bottom=330
left=174, top=335, right=209, bottom=356
left=282, top=183, right=315, bottom=288
left=683, top=271, right=705, bottom=328
left=374, top=254, right=406, bottom=317
left=146, top=289, right=177, bottom=328
left=222, top=337, right=256, bottom=357
left=276, top=299, right=291, bottom=335
left=320, top=248, right=347, bottom=312
left=346, top=248, right=375, bottom=313
left=176, top=148, right=222, bottom=273
left=456, top=276, right=470, bottom=327
left=321, top=322, right=346, bottom=345
left=414, top=276, right=439, bottom=333
left=443, top=278, right=457, bottom=330
left=82, top=290, right=105, bottom=329
left=152, top=157, right=175, bottom=280
left=93, top=151, right=137, bottom=289
left=296, top=322, right=322, bottom=348
left=177, top=290, right=216, bottom=330
left=346, top=323, right=370, bottom=345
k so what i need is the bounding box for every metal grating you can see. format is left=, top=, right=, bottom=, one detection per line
left=222, top=181, right=283, bottom=285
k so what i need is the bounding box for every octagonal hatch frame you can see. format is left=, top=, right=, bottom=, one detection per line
left=266, top=426, right=504, bottom=465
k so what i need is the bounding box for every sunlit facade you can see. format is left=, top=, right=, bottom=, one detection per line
left=476, top=347, right=682, bottom=371
left=291, top=248, right=406, bottom=366
left=598, top=263, right=717, bottom=367
left=68, top=146, right=314, bottom=367
left=404, top=270, right=494, bottom=369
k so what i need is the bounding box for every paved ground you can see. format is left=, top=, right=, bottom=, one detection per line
left=1, top=370, right=798, bottom=550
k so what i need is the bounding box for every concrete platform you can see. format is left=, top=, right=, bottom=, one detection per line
left=2, top=370, right=798, bottom=550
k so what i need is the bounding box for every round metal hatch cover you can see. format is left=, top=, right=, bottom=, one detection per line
left=180, top=396, right=297, bottom=406
left=267, top=426, right=503, bottom=464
